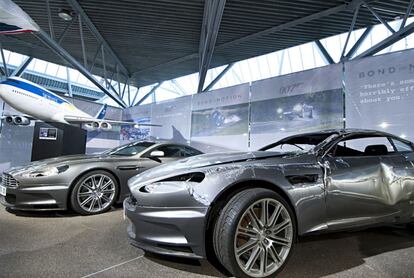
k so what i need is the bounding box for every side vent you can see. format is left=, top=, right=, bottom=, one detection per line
left=286, top=174, right=319, bottom=185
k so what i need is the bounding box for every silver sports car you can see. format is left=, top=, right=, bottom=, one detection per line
left=0, top=141, right=202, bottom=215
left=125, top=129, right=414, bottom=278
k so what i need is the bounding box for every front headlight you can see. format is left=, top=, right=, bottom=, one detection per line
left=23, top=165, right=69, bottom=178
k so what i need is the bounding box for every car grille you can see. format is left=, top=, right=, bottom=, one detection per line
left=2, top=174, right=18, bottom=188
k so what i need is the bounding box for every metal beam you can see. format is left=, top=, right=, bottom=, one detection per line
left=363, top=1, right=395, bottom=33
left=354, top=21, right=414, bottom=59
left=78, top=16, right=87, bottom=68
left=340, top=4, right=360, bottom=60
left=11, top=57, right=33, bottom=77
left=135, top=1, right=361, bottom=76
left=89, top=43, right=102, bottom=72
left=314, top=40, right=335, bottom=65
left=197, top=0, right=227, bottom=93
left=401, top=0, right=414, bottom=30
left=203, top=63, right=234, bottom=92
left=122, top=76, right=128, bottom=99
left=130, top=86, right=139, bottom=107
left=101, top=45, right=108, bottom=90
left=117, top=65, right=121, bottom=97
left=126, top=79, right=131, bottom=107
left=57, top=15, right=76, bottom=44
left=66, top=0, right=130, bottom=76
left=134, top=83, right=162, bottom=106
left=0, top=45, right=8, bottom=77
left=66, top=67, right=73, bottom=97
left=33, top=29, right=126, bottom=107
left=45, top=0, right=54, bottom=39
left=171, top=79, right=187, bottom=95
left=344, top=26, right=373, bottom=60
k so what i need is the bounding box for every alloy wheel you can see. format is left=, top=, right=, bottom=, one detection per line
left=234, top=198, right=293, bottom=277
left=76, top=174, right=116, bottom=213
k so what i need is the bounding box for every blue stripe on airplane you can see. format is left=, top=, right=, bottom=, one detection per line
left=1, top=79, right=70, bottom=104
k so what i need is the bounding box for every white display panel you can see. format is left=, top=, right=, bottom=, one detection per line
left=121, top=104, right=153, bottom=144
left=150, top=96, right=192, bottom=144
left=190, top=83, right=250, bottom=152
left=250, top=64, right=344, bottom=150
left=345, top=49, right=414, bottom=141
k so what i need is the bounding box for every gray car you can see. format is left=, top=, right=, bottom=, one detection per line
left=0, top=141, right=202, bottom=215
left=125, top=129, right=414, bottom=278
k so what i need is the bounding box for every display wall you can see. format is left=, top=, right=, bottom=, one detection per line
left=121, top=104, right=152, bottom=144
left=123, top=49, right=414, bottom=152
left=345, top=49, right=414, bottom=139
left=190, top=83, right=250, bottom=152
left=0, top=102, right=33, bottom=173
left=250, top=64, right=344, bottom=149
left=1, top=48, right=414, bottom=174
left=73, top=99, right=122, bottom=154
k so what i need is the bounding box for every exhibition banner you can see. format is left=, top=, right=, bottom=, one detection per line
left=250, top=64, right=344, bottom=150
left=345, top=49, right=414, bottom=140
left=71, top=99, right=123, bottom=153
left=121, top=104, right=152, bottom=143
left=150, top=95, right=192, bottom=144
left=191, top=83, right=250, bottom=152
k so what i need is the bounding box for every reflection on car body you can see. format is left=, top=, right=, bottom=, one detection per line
left=124, top=129, right=414, bottom=278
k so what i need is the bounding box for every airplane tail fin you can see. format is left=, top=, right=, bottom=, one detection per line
left=95, top=104, right=107, bottom=119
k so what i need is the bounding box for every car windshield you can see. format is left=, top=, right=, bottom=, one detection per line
left=259, top=133, right=338, bottom=154
left=104, top=142, right=155, bottom=156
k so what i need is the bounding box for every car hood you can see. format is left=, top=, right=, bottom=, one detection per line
left=5, top=154, right=115, bottom=175
left=129, top=151, right=289, bottom=186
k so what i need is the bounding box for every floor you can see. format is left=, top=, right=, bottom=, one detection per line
left=0, top=206, right=414, bottom=278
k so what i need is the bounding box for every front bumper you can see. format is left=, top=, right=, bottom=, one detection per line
left=124, top=197, right=208, bottom=259
left=0, top=183, right=70, bottom=211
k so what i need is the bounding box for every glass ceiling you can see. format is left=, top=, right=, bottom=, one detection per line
left=2, top=17, right=414, bottom=107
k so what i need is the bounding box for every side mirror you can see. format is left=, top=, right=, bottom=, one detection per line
left=150, top=150, right=164, bottom=157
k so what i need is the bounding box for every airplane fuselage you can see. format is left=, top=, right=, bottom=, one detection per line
left=0, top=77, right=90, bottom=124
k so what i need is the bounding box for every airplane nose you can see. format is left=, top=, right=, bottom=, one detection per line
left=0, top=81, right=8, bottom=100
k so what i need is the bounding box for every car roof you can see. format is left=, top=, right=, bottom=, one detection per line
left=279, top=128, right=412, bottom=145
left=129, top=140, right=202, bottom=151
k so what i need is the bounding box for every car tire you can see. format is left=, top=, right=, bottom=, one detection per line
left=70, top=170, right=119, bottom=216
left=213, top=188, right=296, bottom=278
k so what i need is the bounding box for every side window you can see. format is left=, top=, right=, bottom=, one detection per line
left=333, top=136, right=394, bottom=157
left=152, top=145, right=202, bottom=157
left=391, top=138, right=413, bottom=153
left=156, top=145, right=183, bottom=157
left=183, top=146, right=202, bottom=157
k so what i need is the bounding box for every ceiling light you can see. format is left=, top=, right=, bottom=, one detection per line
left=58, top=9, right=73, bottom=21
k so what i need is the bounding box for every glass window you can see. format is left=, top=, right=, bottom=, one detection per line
left=183, top=146, right=203, bottom=157
left=391, top=138, right=413, bottom=152
left=265, top=144, right=315, bottom=153
left=155, top=145, right=183, bottom=157
left=105, top=142, right=155, bottom=156
left=154, top=145, right=202, bottom=157
left=332, top=136, right=394, bottom=157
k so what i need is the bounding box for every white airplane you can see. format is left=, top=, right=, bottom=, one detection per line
left=0, top=77, right=158, bottom=130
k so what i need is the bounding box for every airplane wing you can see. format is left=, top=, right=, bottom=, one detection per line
left=64, top=116, right=162, bottom=127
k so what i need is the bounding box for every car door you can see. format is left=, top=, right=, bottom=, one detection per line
left=322, top=135, right=404, bottom=230
left=381, top=137, right=414, bottom=221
